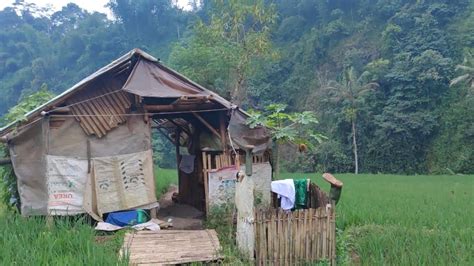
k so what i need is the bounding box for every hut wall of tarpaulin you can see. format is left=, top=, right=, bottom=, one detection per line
left=8, top=114, right=154, bottom=216
left=9, top=120, right=48, bottom=215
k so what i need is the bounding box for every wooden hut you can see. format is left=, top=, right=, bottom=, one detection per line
left=0, top=49, right=272, bottom=219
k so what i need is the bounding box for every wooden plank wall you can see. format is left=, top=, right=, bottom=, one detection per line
left=254, top=207, right=336, bottom=265
left=201, top=152, right=270, bottom=174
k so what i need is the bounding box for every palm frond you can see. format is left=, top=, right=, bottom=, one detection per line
left=455, top=65, right=474, bottom=72
left=450, top=74, right=470, bottom=87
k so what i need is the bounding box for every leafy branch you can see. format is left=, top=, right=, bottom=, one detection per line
left=247, top=104, right=326, bottom=176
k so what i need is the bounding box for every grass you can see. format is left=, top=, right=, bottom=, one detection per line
left=0, top=214, right=126, bottom=265
left=1, top=171, right=472, bottom=265
left=0, top=166, right=179, bottom=265
left=279, top=173, right=474, bottom=265
left=154, top=167, right=179, bottom=198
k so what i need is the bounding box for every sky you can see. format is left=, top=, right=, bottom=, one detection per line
left=0, top=0, right=192, bottom=18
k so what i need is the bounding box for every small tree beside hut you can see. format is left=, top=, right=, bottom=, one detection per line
left=247, top=103, right=326, bottom=177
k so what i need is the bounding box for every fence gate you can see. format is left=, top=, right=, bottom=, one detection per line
left=254, top=207, right=336, bottom=265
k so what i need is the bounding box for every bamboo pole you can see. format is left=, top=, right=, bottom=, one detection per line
left=192, top=112, right=221, bottom=139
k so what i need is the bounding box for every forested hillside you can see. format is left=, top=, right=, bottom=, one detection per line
left=1, top=0, right=473, bottom=174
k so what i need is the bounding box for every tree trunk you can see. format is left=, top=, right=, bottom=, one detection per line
left=231, top=67, right=245, bottom=105
left=274, top=142, right=280, bottom=178
left=352, top=120, right=359, bottom=174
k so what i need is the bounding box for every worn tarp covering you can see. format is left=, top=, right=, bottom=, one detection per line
left=9, top=120, right=47, bottom=215
left=83, top=168, right=100, bottom=220
left=92, top=150, right=156, bottom=216
left=47, top=117, right=88, bottom=158
left=48, top=116, right=151, bottom=158
left=46, top=155, right=88, bottom=215
left=0, top=48, right=232, bottom=137
left=9, top=115, right=154, bottom=216
left=122, top=58, right=210, bottom=98
left=228, top=109, right=272, bottom=154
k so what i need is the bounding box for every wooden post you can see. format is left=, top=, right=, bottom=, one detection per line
left=86, top=140, right=91, bottom=173
left=192, top=112, right=221, bottom=139
left=145, top=103, right=217, bottom=112
left=219, top=112, right=227, bottom=153
left=150, top=208, right=157, bottom=219
left=175, top=129, right=181, bottom=203
left=244, top=145, right=254, bottom=176
left=204, top=167, right=209, bottom=215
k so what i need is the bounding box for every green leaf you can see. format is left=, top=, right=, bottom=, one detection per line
left=310, top=133, right=329, bottom=144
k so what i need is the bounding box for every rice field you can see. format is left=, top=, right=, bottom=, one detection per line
left=280, top=173, right=474, bottom=265
left=0, top=214, right=126, bottom=265
left=154, top=167, right=179, bottom=198
left=0, top=172, right=472, bottom=265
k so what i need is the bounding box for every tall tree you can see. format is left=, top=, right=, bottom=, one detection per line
left=170, top=0, right=277, bottom=104
left=322, top=67, right=378, bottom=174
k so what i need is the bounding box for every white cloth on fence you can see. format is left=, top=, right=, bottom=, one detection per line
left=271, top=179, right=295, bottom=210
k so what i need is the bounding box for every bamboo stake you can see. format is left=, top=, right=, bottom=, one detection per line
left=303, top=210, right=309, bottom=260
left=207, top=154, right=211, bottom=170
left=311, top=208, right=316, bottom=262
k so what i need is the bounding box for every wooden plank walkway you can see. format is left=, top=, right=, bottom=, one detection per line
left=121, top=230, right=222, bottom=265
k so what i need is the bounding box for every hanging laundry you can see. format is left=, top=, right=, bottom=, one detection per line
left=179, top=155, right=195, bottom=174
left=271, top=179, right=295, bottom=210
left=293, top=179, right=308, bottom=209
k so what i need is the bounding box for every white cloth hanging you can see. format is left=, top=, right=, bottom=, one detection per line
left=271, top=179, right=295, bottom=210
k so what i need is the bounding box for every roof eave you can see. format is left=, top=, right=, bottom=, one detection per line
left=0, top=49, right=158, bottom=137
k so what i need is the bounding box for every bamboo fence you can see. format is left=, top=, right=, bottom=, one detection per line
left=254, top=207, right=336, bottom=265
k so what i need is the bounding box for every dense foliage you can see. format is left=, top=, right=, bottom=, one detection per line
left=0, top=85, right=55, bottom=209
left=247, top=103, right=327, bottom=176
left=0, top=0, right=473, bottom=174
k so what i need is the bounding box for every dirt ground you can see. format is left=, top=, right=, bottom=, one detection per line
left=157, top=185, right=204, bottom=230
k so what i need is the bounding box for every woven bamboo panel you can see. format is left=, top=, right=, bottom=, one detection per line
left=254, top=207, right=336, bottom=265
left=121, top=230, right=222, bottom=265
left=68, top=87, right=131, bottom=138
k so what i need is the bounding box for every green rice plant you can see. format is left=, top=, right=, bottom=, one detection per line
left=1, top=171, right=471, bottom=265
left=0, top=214, right=126, bottom=265
left=280, top=173, right=474, bottom=265
left=154, top=167, right=178, bottom=198
left=0, top=167, right=177, bottom=265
